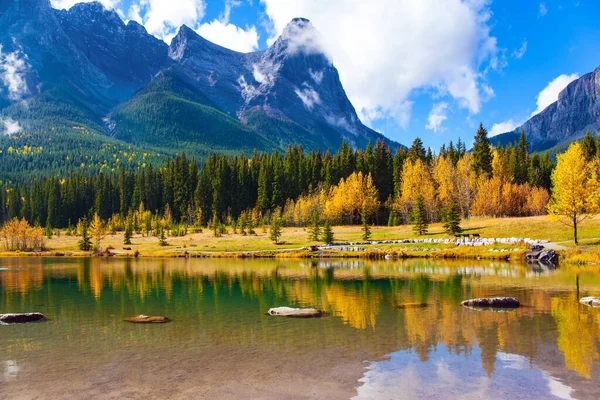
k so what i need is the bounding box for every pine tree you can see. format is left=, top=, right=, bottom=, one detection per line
left=581, top=130, right=596, bottom=162
left=411, top=196, right=429, bottom=236
left=442, top=198, right=462, bottom=235
left=308, top=210, right=321, bottom=241
left=321, top=221, right=334, bottom=244
left=269, top=217, right=282, bottom=244
left=361, top=214, right=372, bottom=241
left=472, top=123, right=493, bottom=176
left=158, top=226, right=168, bottom=246
left=124, top=221, right=133, bottom=245
left=78, top=221, right=92, bottom=251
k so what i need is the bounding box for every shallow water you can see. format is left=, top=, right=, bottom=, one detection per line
left=1, top=257, right=600, bottom=399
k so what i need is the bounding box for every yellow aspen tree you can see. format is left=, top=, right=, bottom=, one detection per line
left=89, top=213, right=106, bottom=251
left=455, top=153, right=477, bottom=218
left=433, top=155, right=455, bottom=206
left=548, top=142, right=600, bottom=244
left=398, top=159, right=435, bottom=217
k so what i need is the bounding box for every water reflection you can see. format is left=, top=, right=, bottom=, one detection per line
left=0, top=258, right=599, bottom=398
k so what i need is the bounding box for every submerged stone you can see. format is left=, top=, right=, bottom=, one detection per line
left=267, top=307, right=323, bottom=318
left=0, top=313, right=46, bottom=324
left=461, top=297, right=520, bottom=309
left=579, top=297, right=600, bottom=307
left=124, top=315, right=171, bottom=323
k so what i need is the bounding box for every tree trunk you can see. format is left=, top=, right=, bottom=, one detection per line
left=573, top=213, right=578, bottom=245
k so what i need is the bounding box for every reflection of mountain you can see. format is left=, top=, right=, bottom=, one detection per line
left=1, top=258, right=600, bottom=398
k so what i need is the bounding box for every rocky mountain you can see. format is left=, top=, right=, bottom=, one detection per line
left=494, top=66, right=600, bottom=152
left=0, top=0, right=396, bottom=155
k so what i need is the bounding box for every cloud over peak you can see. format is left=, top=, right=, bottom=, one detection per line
left=261, top=0, right=501, bottom=128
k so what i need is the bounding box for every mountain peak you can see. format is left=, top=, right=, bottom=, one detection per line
left=271, top=17, right=326, bottom=58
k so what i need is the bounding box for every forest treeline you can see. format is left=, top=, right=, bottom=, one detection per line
left=3, top=124, right=589, bottom=232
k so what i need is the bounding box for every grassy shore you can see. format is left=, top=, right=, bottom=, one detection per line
left=4, top=215, right=600, bottom=263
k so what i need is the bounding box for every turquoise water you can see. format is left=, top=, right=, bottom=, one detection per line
left=1, top=257, right=600, bottom=399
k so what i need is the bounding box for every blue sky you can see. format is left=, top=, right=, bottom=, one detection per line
left=51, top=0, right=600, bottom=150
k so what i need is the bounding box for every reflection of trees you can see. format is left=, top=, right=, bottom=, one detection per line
left=3, top=258, right=600, bottom=380
left=552, top=293, right=600, bottom=379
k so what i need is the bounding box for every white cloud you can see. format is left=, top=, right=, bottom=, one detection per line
left=490, top=118, right=521, bottom=137
left=129, top=0, right=206, bottom=44
left=0, top=118, right=22, bottom=135
left=261, top=0, right=501, bottom=129
left=50, top=0, right=120, bottom=10
left=195, top=21, right=258, bottom=52
left=295, top=85, right=321, bottom=110
left=0, top=46, right=30, bottom=101
left=426, top=102, right=450, bottom=132
left=539, top=3, right=548, bottom=16
left=512, top=41, right=527, bottom=59
left=531, top=73, right=579, bottom=117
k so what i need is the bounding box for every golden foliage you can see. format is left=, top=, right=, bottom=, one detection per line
left=324, top=172, right=379, bottom=224
left=0, top=218, right=45, bottom=251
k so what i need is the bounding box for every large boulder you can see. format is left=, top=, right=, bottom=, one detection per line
left=267, top=307, right=323, bottom=318
left=0, top=313, right=46, bottom=324
left=124, top=315, right=171, bottom=323
left=461, top=297, right=520, bottom=308
left=579, top=297, right=600, bottom=307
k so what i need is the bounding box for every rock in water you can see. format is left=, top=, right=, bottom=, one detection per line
left=0, top=313, right=46, bottom=324
left=579, top=297, right=600, bottom=307
left=267, top=307, right=323, bottom=318
left=461, top=297, right=520, bottom=308
left=124, top=315, right=171, bottom=323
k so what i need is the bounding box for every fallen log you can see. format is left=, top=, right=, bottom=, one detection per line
left=267, top=307, right=323, bottom=318
left=124, top=315, right=171, bottom=323
left=0, top=313, right=46, bottom=324
left=461, top=297, right=520, bottom=308
left=579, top=297, right=600, bottom=308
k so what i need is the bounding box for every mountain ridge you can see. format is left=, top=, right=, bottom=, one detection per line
left=494, top=65, right=600, bottom=152
left=0, top=0, right=398, bottom=157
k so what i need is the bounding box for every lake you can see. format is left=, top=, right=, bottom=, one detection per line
left=1, top=257, right=600, bottom=399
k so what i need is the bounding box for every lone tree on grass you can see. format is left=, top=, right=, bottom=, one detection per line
left=361, top=204, right=372, bottom=241
left=269, top=217, right=283, bottom=244
left=158, top=226, right=168, bottom=246
left=78, top=220, right=92, bottom=251
left=548, top=142, right=600, bottom=245
left=124, top=221, right=133, bottom=245
left=89, top=213, right=105, bottom=252
left=308, top=210, right=321, bottom=241
left=442, top=198, right=462, bottom=235
left=411, top=195, right=429, bottom=236
left=321, top=221, right=334, bottom=244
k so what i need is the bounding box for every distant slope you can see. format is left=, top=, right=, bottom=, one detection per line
left=495, top=65, right=600, bottom=152
left=110, top=70, right=275, bottom=155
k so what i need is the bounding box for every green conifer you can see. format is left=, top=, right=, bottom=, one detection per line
left=411, top=196, right=429, bottom=236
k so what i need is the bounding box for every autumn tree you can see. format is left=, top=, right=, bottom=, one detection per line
left=89, top=213, right=105, bottom=251
left=548, top=142, right=600, bottom=244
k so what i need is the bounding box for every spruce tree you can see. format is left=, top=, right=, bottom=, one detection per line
left=411, top=196, right=429, bottom=236
left=581, top=130, right=596, bottom=162
left=308, top=210, right=321, bottom=241
left=472, top=123, right=493, bottom=176
left=361, top=204, right=372, bottom=240
left=442, top=198, right=462, bottom=235
left=269, top=217, right=282, bottom=244
left=321, top=221, right=334, bottom=244
left=124, top=222, right=133, bottom=245
left=158, top=227, right=168, bottom=246
left=78, top=223, right=92, bottom=251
